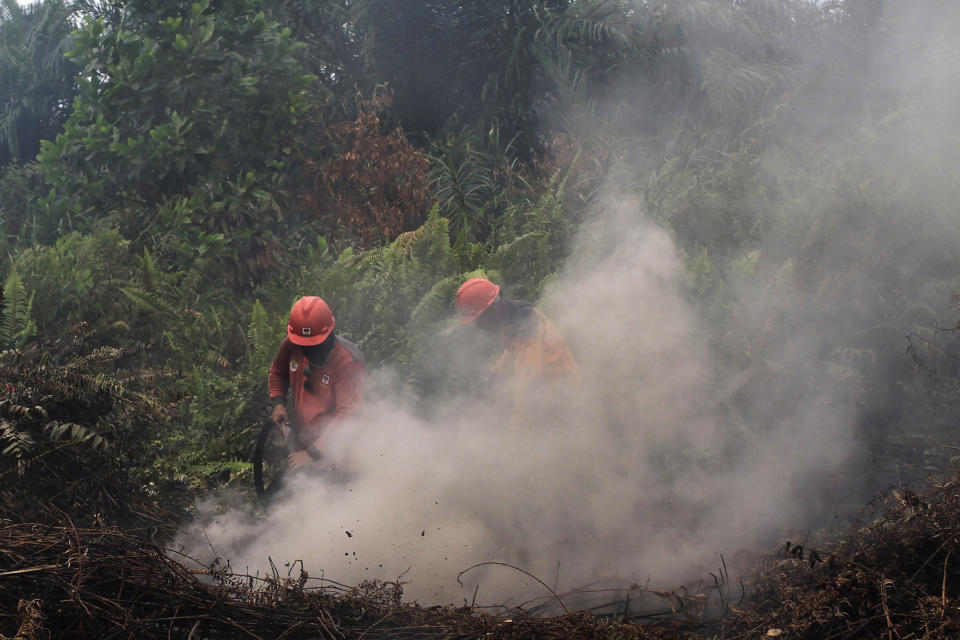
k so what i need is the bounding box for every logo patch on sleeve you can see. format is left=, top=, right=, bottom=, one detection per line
left=289, top=360, right=299, bottom=372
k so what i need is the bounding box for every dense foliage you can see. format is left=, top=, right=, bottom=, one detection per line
left=1, top=0, right=959, bottom=503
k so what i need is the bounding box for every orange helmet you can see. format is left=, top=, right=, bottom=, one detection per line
left=456, top=277, right=500, bottom=324
left=287, top=296, right=335, bottom=346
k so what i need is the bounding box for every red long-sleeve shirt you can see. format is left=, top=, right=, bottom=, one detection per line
left=268, top=336, right=366, bottom=450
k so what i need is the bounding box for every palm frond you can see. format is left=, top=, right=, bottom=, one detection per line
left=427, top=132, right=497, bottom=240
left=701, top=49, right=799, bottom=119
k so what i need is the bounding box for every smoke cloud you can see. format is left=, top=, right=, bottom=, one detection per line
left=176, top=195, right=857, bottom=607
left=175, top=1, right=960, bottom=610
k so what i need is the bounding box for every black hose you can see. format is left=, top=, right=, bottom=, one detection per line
left=253, top=421, right=284, bottom=504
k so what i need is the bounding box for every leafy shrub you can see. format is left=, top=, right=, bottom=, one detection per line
left=10, top=229, right=127, bottom=337
left=37, top=0, right=316, bottom=286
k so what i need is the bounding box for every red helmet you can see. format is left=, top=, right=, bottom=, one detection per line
left=287, top=296, right=335, bottom=346
left=456, top=277, right=500, bottom=324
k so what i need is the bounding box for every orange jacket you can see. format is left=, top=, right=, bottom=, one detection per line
left=492, top=305, right=578, bottom=423
left=268, top=336, right=365, bottom=450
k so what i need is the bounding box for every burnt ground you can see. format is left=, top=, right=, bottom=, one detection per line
left=3, top=348, right=960, bottom=638
left=3, top=476, right=960, bottom=639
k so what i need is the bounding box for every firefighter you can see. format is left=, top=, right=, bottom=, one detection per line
left=268, top=296, right=365, bottom=470
left=456, top=277, right=578, bottom=423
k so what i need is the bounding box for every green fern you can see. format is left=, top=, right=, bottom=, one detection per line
left=139, top=247, right=158, bottom=291
left=0, top=269, right=36, bottom=348
left=247, top=299, right=278, bottom=371
left=119, top=285, right=177, bottom=317
left=685, top=246, right=713, bottom=296
left=180, top=268, right=202, bottom=299
left=408, top=274, right=464, bottom=329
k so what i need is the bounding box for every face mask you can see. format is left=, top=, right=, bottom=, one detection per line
left=301, top=332, right=336, bottom=365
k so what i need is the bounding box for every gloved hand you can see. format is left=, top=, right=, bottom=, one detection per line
left=288, top=450, right=311, bottom=470
left=271, top=403, right=289, bottom=438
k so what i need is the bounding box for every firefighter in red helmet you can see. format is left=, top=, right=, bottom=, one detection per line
left=268, top=296, right=366, bottom=469
left=456, top=277, right=577, bottom=423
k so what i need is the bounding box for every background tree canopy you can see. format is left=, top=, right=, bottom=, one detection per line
left=1, top=0, right=960, bottom=505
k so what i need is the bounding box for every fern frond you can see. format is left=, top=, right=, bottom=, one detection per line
left=246, top=299, right=276, bottom=368
left=140, top=247, right=157, bottom=291
left=409, top=274, right=465, bottom=328
left=90, top=372, right=127, bottom=397
left=87, top=347, right=127, bottom=362
left=1, top=270, right=37, bottom=349
left=186, top=459, right=252, bottom=476
left=119, top=285, right=177, bottom=317
left=180, top=268, right=202, bottom=298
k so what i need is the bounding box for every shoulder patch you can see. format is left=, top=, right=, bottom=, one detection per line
left=335, top=336, right=366, bottom=365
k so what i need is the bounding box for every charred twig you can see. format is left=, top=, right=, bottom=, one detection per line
left=457, top=561, right=570, bottom=614
left=942, top=549, right=951, bottom=624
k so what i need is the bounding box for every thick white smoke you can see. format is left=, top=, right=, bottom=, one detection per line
left=176, top=195, right=858, bottom=607
left=175, top=0, right=960, bottom=611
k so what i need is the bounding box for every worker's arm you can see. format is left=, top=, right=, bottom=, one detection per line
left=268, top=339, right=293, bottom=428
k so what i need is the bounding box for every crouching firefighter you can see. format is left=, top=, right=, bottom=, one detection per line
left=268, top=296, right=366, bottom=470
left=456, top=277, right=578, bottom=426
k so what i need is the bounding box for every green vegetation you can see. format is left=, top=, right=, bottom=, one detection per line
left=1, top=0, right=959, bottom=499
